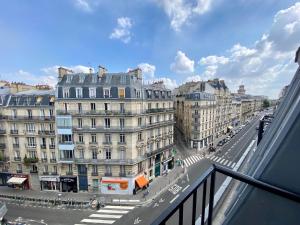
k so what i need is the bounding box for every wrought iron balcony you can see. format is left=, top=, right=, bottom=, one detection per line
left=151, top=164, right=300, bottom=225
left=91, top=172, right=98, bottom=176
left=49, top=144, right=55, bottom=149
left=38, top=130, right=55, bottom=135
left=10, top=130, right=18, bottom=135
left=14, top=157, right=21, bottom=161
left=40, top=145, right=47, bottom=149
left=50, top=158, right=57, bottom=163
left=13, top=144, right=19, bottom=148
left=0, top=144, right=6, bottom=149
left=0, top=129, right=6, bottom=135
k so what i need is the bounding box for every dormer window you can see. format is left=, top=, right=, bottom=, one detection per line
left=66, top=75, right=72, bottom=83
left=79, top=75, right=85, bottom=83
left=118, top=88, right=125, bottom=98
left=76, top=88, right=83, bottom=98
left=63, top=88, right=69, bottom=98
left=147, top=90, right=152, bottom=98
left=136, top=90, right=141, bottom=98
left=89, top=88, right=96, bottom=98
left=104, top=88, right=110, bottom=98
left=92, top=76, right=97, bottom=83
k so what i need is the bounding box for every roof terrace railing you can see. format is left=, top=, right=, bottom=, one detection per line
left=151, top=164, right=300, bottom=225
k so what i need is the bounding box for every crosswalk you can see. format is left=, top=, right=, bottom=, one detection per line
left=182, top=155, right=204, bottom=168
left=75, top=205, right=135, bottom=225
left=207, top=155, right=236, bottom=168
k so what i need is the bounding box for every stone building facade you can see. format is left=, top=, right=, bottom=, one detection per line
left=175, top=92, right=216, bottom=151
left=55, top=67, right=175, bottom=194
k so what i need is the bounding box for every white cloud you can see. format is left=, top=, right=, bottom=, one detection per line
left=138, top=63, right=156, bottom=78
left=74, top=0, right=92, bottom=12
left=189, top=2, right=300, bottom=98
left=149, top=77, right=178, bottom=90
left=41, top=65, right=94, bottom=75
left=171, top=50, right=195, bottom=74
left=156, top=0, right=213, bottom=31
left=110, top=17, right=133, bottom=43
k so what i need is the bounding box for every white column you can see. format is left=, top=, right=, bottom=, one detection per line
left=197, top=142, right=200, bottom=151
left=191, top=141, right=193, bottom=148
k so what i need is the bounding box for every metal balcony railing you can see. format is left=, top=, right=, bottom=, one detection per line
left=151, top=164, right=300, bottom=225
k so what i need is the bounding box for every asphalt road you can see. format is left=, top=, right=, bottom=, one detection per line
left=3, top=113, right=264, bottom=225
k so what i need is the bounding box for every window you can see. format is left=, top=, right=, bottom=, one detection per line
left=105, top=148, right=111, bottom=159
left=27, top=109, right=32, bottom=118
left=13, top=137, right=19, bottom=145
left=79, top=149, right=84, bottom=159
left=138, top=117, right=142, bottom=126
left=49, top=109, right=54, bottom=117
left=53, top=165, right=57, bottom=173
left=149, top=116, right=152, bottom=125
left=12, top=109, right=17, bottom=118
left=78, top=103, right=82, bottom=113
left=92, top=165, right=98, bottom=174
left=76, top=88, right=82, bottom=98
left=43, top=165, right=48, bottom=173
left=104, top=88, right=110, bottom=98
left=156, top=115, right=159, bottom=123
left=105, top=118, right=110, bottom=128
left=25, top=123, right=35, bottom=132
left=63, top=88, right=69, bottom=98
left=138, top=162, right=143, bottom=173
left=105, top=165, right=112, bottom=175
left=78, top=134, right=84, bottom=143
left=91, top=134, right=97, bottom=143
left=138, top=132, right=142, bottom=141
left=120, top=165, right=125, bottom=175
left=120, top=147, right=126, bottom=160
left=119, top=118, right=125, bottom=129
left=68, top=164, right=73, bottom=173
left=27, top=137, right=36, bottom=147
left=148, top=103, right=151, bottom=109
left=91, top=118, right=96, bottom=128
left=14, top=151, right=20, bottom=157
left=78, top=118, right=82, bottom=128
left=136, top=90, right=141, bottom=98
left=89, top=88, right=96, bottom=98
left=118, top=88, right=125, bottom=98
left=119, top=133, right=125, bottom=143
left=51, top=152, right=56, bottom=160
left=50, top=138, right=55, bottom=145
left=120, top=103, right=125, bottom=113
left=92, top=149, right=97, bottom=159
left=40, top=109, right=45, bottom=118
left=79, top=75, right=84, bottom=83
left=156, top=103, right=159, bottom=109
left=66, top=75, right=72, bottom=83
left=104, top=103, right=110, bottom=111
left=105, top=134, right=111, bottom=143
left=91, top=103, right=96, bottom=111
left=17, top=164, right=22, bottom=172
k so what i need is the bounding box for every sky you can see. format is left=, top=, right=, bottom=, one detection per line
left=0, top=0, right=299, bottom=98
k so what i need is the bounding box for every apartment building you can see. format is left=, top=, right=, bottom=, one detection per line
left=175, top=79, right=232, bottom=141
left=55, top=67, right=174, bottom=195
left=175, top=92, right=216, bottom=151
left=0, top=90, right=57, bottom=190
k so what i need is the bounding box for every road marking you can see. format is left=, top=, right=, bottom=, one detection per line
left=168, top=184, right=182, bottom=195
left=185, top=158, right=191, bottom=166
left=216, top=157, right=222, bottom=163
left=182, top=185, right=190, bottom=192
left=192, top=156, right=198, bottom=162
left=190, top=156, right=196, bottom=163
left=90, top=214, right=122, bottom=219
left=211, top=156, right=217, bottom=160
left=231, top=162, right=236, bottom=168
left=97, top=209, right=129, bottom=214
left=105, top=205, right=135, bottom=210
left=227, top=162, right=232, bottom=167
left=170, top=194, right=179, bottom=204
left=224, top=160, right=228, bottom=165
left=220, top=159, right=225, bottom=164
left=81, top=219, right=115, bottom=224
left=128, top=200, right=140, bottom=202
left=134, top=217, right=142, bottom=224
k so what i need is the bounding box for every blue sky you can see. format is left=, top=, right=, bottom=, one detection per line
left=0, top=0, right=299, bottom=98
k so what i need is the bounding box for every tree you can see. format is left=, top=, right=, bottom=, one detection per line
left=263, top=99, right=270, bottom=108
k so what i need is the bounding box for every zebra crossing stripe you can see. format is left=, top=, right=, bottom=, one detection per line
left=191, top=156, right=198, bottom=163
left=224, top=160, right=228, bottom=165
left=97, top=209, right=129, bottom=214
left=105, top=205, right=135, bottom=210
left=211, top=156, right=217, bottom=161
left=89, top=214, right=122, bottom=219
left=81, top=219, right=115, bottom=224
left=185, top=158, right=190, bottom=166
left=220, top=159, right=225, bottom=164
left=196, top=155, right=201, bottom=160
left=216, top=157, right=222, bottom=163
left=231, top=162, right=236, bottom=168
left=227, top=162, right=232, bottom=167
left=187, top=157, right=193, bottom=165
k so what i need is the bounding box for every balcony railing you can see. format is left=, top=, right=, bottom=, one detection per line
left=75, top=157, right=146, bottom=165
left=10, top=130, right=18, bottom=135
left=40, top=145, right=47, bottom=149
left=0, top=144, right=5, bottom=149
left=66, top=171, right=73, bottom=175
left=7, top=116, right=55, bottom=121
left=13, top=144, right=19, bottom=148
left=0, top=129, right=6, bottom=134
left=26, top=144, right=36, bottom=149
left=38, top=130, right=55, bottom=136
left=49, top=144, right=55, bottom=149
left=14, top=157, right=21, bottom=161
left=41, top=158, right=48, bottom=162
left=104, top=172, right=112, bottom=176
left=151, top=164, right=300, bottom=225
left=91, top=172, right=98, bottom=176
left=50, top=158, right=57, bottom=163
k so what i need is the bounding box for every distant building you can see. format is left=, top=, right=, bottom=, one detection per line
left=237, top=85, right=246, bottom=95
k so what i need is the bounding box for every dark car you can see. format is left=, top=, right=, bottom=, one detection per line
left=209, top=146, right=216, bottom=152
left=217, top=141, right=223, bottom=146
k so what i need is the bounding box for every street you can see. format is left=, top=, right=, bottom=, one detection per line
left=4, top=114, right=262, bottom=225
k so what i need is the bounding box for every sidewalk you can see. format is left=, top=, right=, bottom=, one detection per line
left=0, top=163, right=185, bottom=208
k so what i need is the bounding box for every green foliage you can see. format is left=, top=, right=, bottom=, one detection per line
left=23, top=154, right=39, bottom=165
left=263, top=99, right=270, bottom=108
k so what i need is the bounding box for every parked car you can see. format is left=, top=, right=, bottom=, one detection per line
left=209, top=146, right=216, bottom=152
left=217, top=141, right=223, bottom=146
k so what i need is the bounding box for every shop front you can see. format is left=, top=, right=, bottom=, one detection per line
left=39, top=176, right=60, bottom=191
left=101, top=177, right=135, bottom=195
left=134, top=175, right=149, bottom=194
left=0, top=172, right=11, bottom=186
left=60, top=176, right=77, bottom=193
left=154, top=154, right=161, bottom=177
left=7, top=174, right=30, bottom=190
left=162, top=157, right=174, bottom=173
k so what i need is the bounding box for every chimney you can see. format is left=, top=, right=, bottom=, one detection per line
left=295, top=46, right=300, bottom=66
left=98, top=65, right=107, bottom=78
left=131, top=68, right=142, bottom=80
left=58, top=67, right=73, bottom=79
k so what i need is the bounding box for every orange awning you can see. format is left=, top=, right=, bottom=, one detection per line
left=135, top=176, right=149, bottom=189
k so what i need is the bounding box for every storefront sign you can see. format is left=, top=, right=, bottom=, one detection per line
left=60, top=176, right=76, bottom=183
left=39, top=176, right=60, bottom=182
left=101, top=177, right=134, bottom=195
